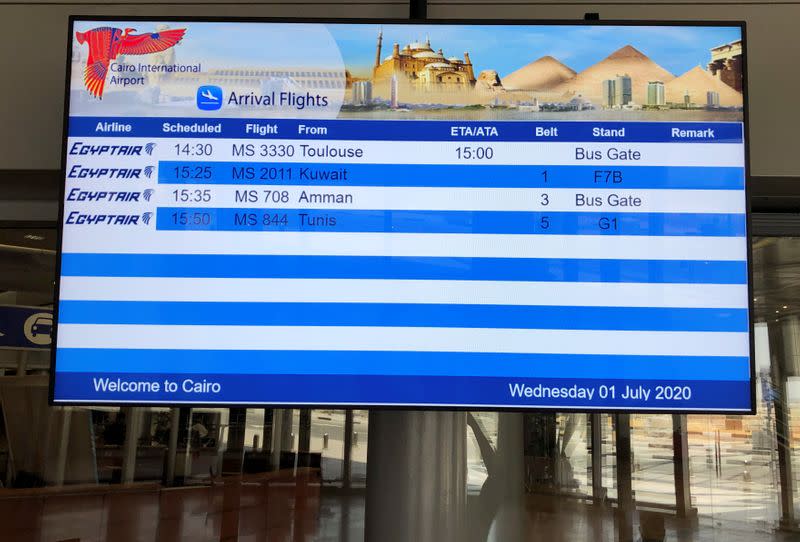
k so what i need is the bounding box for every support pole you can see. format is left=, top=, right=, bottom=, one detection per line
left=409, top=0, right=427, bottom=20
left=280, top=409, right=294, bottom=452
left=220, top=408, right=247, bottom=542
left=224, top=408, right=247, bottom=473
left=591, top=413, right=604, bottom=502
left=342, top=410, right=354, bottom=489
left=262, top=409, right=274, bottom=452
left=121, top=407, right=142, bottom=483
left=17, top=351, right=28, bottom=376
left=770, top=319, right=799, bottom=529
left=774, top=378, right=798, bottom=529
left=53, top=408, right=72, bottom=486
left=271, top=409, right=284, bottom=471
left=365, top=411, right=466, bottom=542
left=181, top=409, right=194, bottom=483
left=164, top=408, right=181, bottom=485
left=298, top=409, right=311, bottom=452
left=487, top=413, right=526, bottom=542
left=672, top=414, right=695, bottom=518
left=614, top=414, right=634, bottom=542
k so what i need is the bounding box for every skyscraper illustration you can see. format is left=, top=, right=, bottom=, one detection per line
left=352, top=81, right=373, bottom=105
left=615, top=74, right=632, bottom=105
left=390, top=74, right=399, bottom=108
left=602, top=79, right=615, bottom=107
left=647, top=81, right=665, bottom=106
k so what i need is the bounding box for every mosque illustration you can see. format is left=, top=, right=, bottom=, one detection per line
left=372, top=30, right=476, bottom=89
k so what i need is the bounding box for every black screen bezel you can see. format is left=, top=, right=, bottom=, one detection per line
left=51, top=16, right=754, bottom=414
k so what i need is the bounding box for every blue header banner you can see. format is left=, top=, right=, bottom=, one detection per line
left=67, top=117, right=744, bottom=143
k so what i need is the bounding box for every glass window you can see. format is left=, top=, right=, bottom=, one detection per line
left=630, top=414, right=675, bottom=507
left=2, top=230, right=800, bottom=541
left=315, top=409, right=345, bottom=483
left=350, top=410, right=368, bottom=486
left=556, top=413, right=591, bottom=496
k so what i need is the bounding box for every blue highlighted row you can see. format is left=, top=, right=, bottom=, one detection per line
left=60, top=254, right=749, bottom=284
left=54, top=350, right=751, bottom=382
left=52, top=371, right=753, bottom=410
left=156, top=207, right=746, bottom=237
left=68, top=117, right=744, bottom=143
left=57, top=301, right=749, bottom=332
left=158, top=162, right=745, bottom=190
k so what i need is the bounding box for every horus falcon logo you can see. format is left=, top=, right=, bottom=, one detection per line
left=75, top=26, right=186, bottom=98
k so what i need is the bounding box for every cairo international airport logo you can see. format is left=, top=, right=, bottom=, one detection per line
left=75, top=26, right=186, bottom=98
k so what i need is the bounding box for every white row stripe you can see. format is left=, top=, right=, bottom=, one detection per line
left=62, top=186, right=749, bottom=214
left=56, top=324, right=750, bottom=357
left=65, top=138, right=746, bottom=167
left=61, top=231, right=748, bottom=261
left=58, top=277, right=750, bottom=309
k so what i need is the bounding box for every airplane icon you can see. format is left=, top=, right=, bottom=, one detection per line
left=196, top=85, right=223, bottom=111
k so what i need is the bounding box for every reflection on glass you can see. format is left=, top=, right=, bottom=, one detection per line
left=601, top=414, right=617, bottom=501
left=310, top=409, right=346, bottom=483
left=630, top=414, right=675, bottom=506
left=556, top=413, right=591, bottom=495
left=467, top=412, right=497, bottom=493
left=351, top=410, right=369, bottom=486
left=4, top=231, right=800, bottom=541
left=789, top=378, right=800, bottom=519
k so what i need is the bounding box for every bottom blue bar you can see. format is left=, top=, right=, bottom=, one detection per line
left=55, top=349, right=751, bottom=381
left=53, top=372, right=752, bottom=411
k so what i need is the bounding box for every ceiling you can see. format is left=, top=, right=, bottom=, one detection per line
left=752, top=236, right=800, bottom=322
left=0, top=228, right=56, bottom=306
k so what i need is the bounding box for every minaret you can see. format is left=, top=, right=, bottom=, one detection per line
left=463, top=52, right=475, bottom=83
left=374, top=28, right=383, bottom=72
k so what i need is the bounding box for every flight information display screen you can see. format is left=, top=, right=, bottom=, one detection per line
left=53, top=18, right=752, bottom=411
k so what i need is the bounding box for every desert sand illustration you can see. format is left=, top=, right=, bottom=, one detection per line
left=665, top=65, right=743, bottom=107
left=502, top=56, right=577, bottom=92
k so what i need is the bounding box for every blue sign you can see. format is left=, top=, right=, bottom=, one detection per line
left=0, top=305, right=53, bottom=349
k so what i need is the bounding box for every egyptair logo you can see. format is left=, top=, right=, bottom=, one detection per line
left=75, top=26, right=186, bottom=98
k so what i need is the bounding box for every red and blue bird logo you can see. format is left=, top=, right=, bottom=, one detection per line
left=75, top=26, right=187, bottom=98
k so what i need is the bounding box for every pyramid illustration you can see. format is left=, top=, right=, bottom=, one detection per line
left=502, top=56, right=577, bottom=91
left=551, top=45, right=675, bottom=105
left=665, top=65, right=743, bottom=107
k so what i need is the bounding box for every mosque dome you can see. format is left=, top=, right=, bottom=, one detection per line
left=408, top=41, right=433, bottom=51
left=413, top=51, right=445, bottom=60
left=447, top=57, right=463, bottom=63
left=424, top=62, right=452, bottom=69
